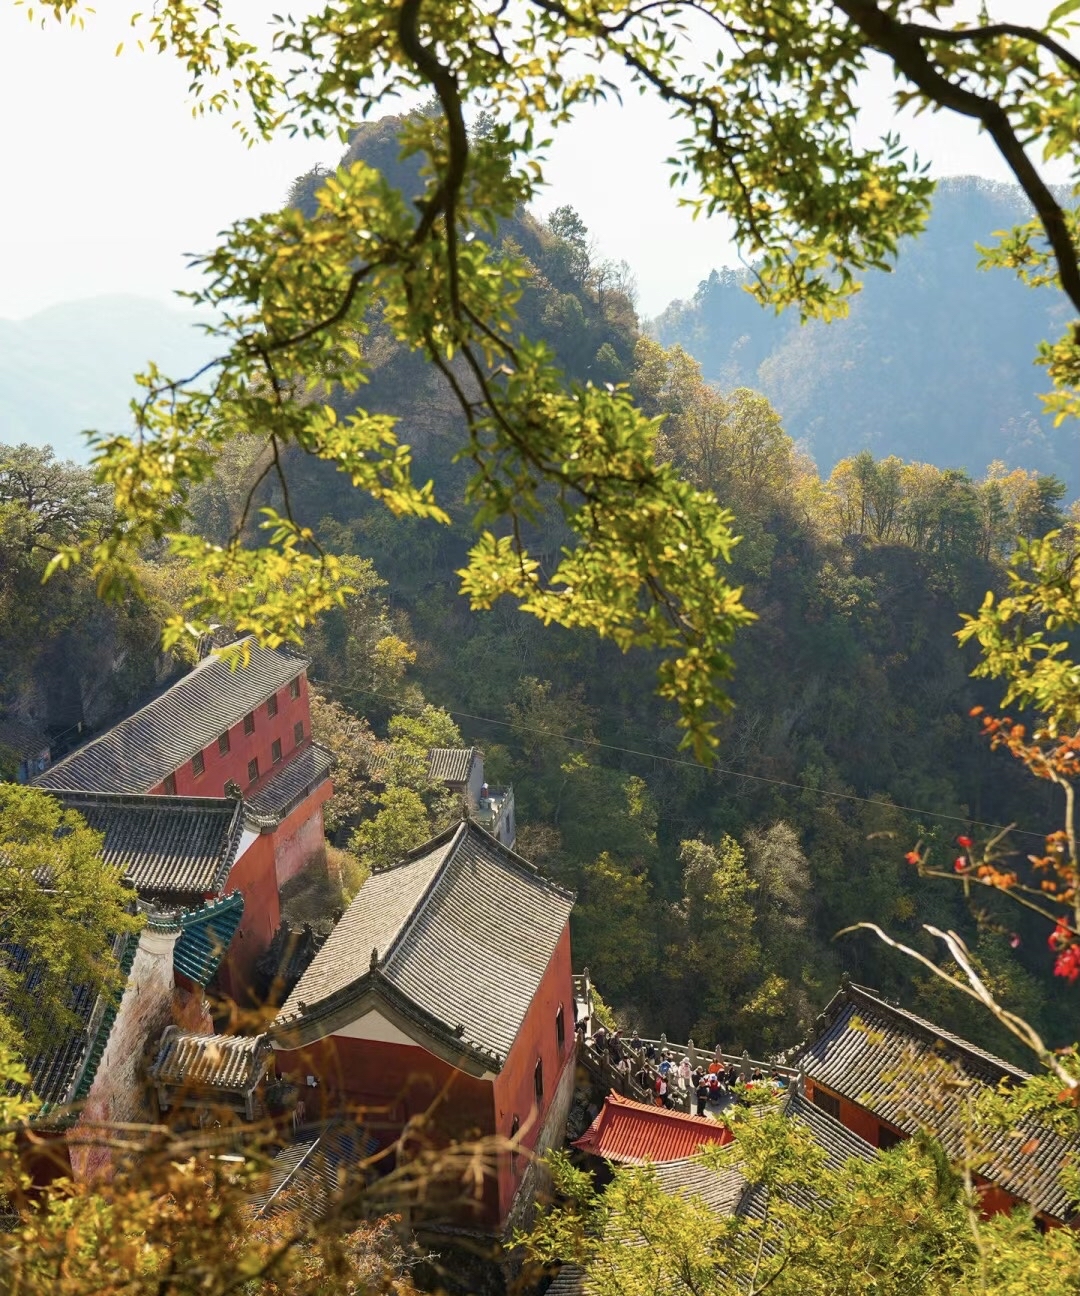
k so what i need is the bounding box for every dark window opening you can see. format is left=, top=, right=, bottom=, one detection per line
left=510, top=1115, right=520, bottom=1176
left=534, top=1058, right=544, bottom=1106
left=812, top=1088, right=840, bottom=1120
left=878, top=1125, right=902, bottom=1151
left=163, top=773, right=177, bottom=796
left=556, top=1005, right=566, bottom=1053
left=272, top=738, right=282, bottom=764
left=294, top=721, right=304, bottom=746
left=267, top=693, right=278, bottom=718
left=247, top=757, right=259, bottom=784
left=290, top=677, right=301, bottom=699
left=218, top=731, right=230, bottom=755
left=192, top=751, right=205, bottom=778
left=243, top=712, right=255, bottom=735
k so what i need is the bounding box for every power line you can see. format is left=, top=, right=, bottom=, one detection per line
left=346, top=684, right=1047, bottom=841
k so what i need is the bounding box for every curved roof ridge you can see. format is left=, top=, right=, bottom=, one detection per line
left=459, top=816, right=577, bottom=900
left=601, top=1089, right=723, bottom=1128
left=842, top=982, right=1030, bottom=1080
left=377, top=822, right=467, bottom=968
left=51, top=788, right=245, bottom=812
left=370, top=818, right=464, bottom=875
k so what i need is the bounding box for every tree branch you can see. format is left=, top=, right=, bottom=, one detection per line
left=833, top=0, right=1080, bottom=316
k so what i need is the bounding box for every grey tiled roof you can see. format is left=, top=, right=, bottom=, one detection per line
left=35, top=641, right=306, bottom=794
left=49, top=789, right=245, bottom=901
left=0, top=717, right=48, bottom=754
left=277, top=820, right=575, bottom=1064
left=652, top=1090, right=876, bottom=1221
left=652, top=1157, right=749, bottom=1215
left=786, top=1091, right=878, bottom=1170
left=249, top=1121, right=379, bottom=1223
left=545, top=1266, right=586, bottom=1296
left=18, top=958, right=112, bottom=1110
left=148, top=1028, right=271, bottom=1092
left=792, top=983, right=1080, bottom=1222
left=427, top=747, right=478, bottom=784
left=246, top=743, right=333, bottom=824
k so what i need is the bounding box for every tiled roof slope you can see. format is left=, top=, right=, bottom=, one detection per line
left=652, top=1156, right=748, bottom=1214
left=35, top=641, right=306, bottom=794
left=786, top=1090, right=878, bottom=1170
left=427, top=747, right=478, bottom=784
left=246, top=743, right=333, bottom=823
left=22, top=918, right=175, bottom=1116
left=545, top=1266, right=586, bottom=1296
left=17, top=946, right=123, bottom=1110
left=558, top=1093, right=878, bottom=1295
left=173, top=893, right=245, bottom=985
left=792, top=982, right=1080, bottom=1222
left=149, top=1028, right=271, bottom=1092
left=48, top=789, right=245, bottom=900
left=573, top=1092, right=733, bottom=1165
left=276, top=820, right=575, bottom=1064
left=249, top=1122, right=379, bottom=1223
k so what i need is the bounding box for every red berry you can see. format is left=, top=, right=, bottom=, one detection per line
left=956, top=835, right=973, bottom=849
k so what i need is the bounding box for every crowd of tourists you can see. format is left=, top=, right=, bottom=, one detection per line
left=585, top=1024, right=789, bottom=1116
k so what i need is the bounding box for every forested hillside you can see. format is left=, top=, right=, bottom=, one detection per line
left=3, top=121, right=1073, bottom=1069
left=214, top=120, right=1070, bottom=1061
left=655, top=178, right=1079, bottom=494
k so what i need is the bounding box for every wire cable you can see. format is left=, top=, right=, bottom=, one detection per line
left=344, top=684, right=1048, bottom=841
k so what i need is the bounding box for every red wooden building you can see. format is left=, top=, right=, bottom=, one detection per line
left=271, top=819, right=577, bottom=1236
left=791, top=980, right=1080, bottom=1227
left=35, top=640, right=333, bottom=990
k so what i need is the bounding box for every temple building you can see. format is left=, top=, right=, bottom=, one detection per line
left=427, top=747, right=516, bottom=847
left=34, top=639, right=334, bottom=987
left=271, top=819, right=575, bottom=1236
left=572, top=1091, right=733, bottom=1166
left=791, top=980, right=1080, bottom=1227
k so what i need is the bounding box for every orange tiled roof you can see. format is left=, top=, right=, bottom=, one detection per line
left=573, top=1091, right=733, bottom=1165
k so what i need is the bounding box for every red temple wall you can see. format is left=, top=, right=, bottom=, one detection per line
left=275, top=1033, right=494, bottom=1134
left=275, top=1032, right=500, bottom=1225
left=805, top=1079, right=894, bottom=1148
left=217, top=832, right=280, bottom=1000
left=273, top=787, right=332, bottom=889
left=975, top=1178, right=1023, bottom=1220
left=149, top=671, right=312, bottom=798
left=492, top=921, right=575, bottom=1220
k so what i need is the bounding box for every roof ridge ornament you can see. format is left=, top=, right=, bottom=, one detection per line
left=370, top=947, right=378, bottom=971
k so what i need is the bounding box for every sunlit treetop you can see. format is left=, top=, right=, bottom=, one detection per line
left=26, top=0, right=1080, bottom=757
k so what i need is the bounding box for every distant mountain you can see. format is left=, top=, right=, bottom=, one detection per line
left=653, top=177, right=1080, bottom=495
left=0, top=296, right=214, bottom=462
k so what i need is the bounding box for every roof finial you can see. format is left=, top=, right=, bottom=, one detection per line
left=840, top=970, right=852, bottom=991
left=370, top=947, right=379, bottom=971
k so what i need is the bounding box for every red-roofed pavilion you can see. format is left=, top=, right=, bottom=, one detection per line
left=573, top=1091, right=733, bottom=1165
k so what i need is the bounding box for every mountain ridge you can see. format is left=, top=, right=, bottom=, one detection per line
left=653, top=175, right=1079, bottom=494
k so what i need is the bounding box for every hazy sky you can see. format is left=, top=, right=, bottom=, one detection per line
left=0, top=1, right=1063, bottom=321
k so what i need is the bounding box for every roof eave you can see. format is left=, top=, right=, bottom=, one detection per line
left=272, top=973, right=500, bottom=1078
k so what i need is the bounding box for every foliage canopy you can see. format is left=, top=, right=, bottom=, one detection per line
left=26, top=0, right=1080, bottom=755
